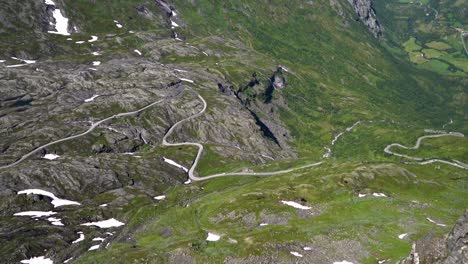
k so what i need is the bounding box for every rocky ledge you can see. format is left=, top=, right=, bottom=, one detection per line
left=347, top=0, right=382, bottom=38
left=398, top=210, right=468, bottom=264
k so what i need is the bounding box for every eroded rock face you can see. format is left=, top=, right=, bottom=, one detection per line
left=231, top=69, right=296, bottom=157
left=347, top=0, right=382, bottom=38
left=0, top=37, right=297, bottom=260
left=398, top=210, right=468, bottom=264
left=271, top=67, right=286, bottom=90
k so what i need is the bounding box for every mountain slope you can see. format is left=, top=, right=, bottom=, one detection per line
left=0, top=0, right=466, bottom=263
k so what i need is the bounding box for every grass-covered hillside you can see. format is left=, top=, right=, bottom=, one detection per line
left=375, top=0, right=467, bottom=76
left=0, top=0, right=466, bottom=263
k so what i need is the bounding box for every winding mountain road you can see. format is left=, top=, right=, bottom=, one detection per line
left=161, top=90, right=323, bottom=181
left=0, top=98, right=166, bottom=170
left=4, top=83, right=464, bottom=184
left=384, top=132, right=467, bottom=169
left=1, top=86, right=324, bottom=182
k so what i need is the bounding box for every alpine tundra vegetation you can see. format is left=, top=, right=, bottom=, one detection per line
left=0, top=0, right=466, bottom=263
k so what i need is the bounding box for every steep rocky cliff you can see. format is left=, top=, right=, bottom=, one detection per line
left=347, top=0, right=382, bottom=38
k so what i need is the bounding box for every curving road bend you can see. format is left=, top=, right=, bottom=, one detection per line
left=1, top=86, right=324, bottom=181
left=0, top=98, right=166, bottom=170
left=384, top=132, right=467, bottom=169
left=162, top=90, right=323, bottom=181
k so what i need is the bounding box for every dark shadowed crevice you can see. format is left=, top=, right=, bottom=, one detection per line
left=247, top=109, right=280, bottom=146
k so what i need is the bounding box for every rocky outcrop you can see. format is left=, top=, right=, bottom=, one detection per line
left=154, top=0, right=173, bottom=16
left=0, top=45, right=299, bottom=261
left=347, top=0, right=382, bottom=38
left=397, top=210, right=468, bottom=264
left=264, top=67, right=286, bottom=103
left=271, top=67, right=286, bottom=89
left=154, top=0, right=184, bottom=40
left=217, top=82, right=233, bottom=96
left=231, top=69, right=296, bottom=157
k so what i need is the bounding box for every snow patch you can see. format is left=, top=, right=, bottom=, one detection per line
left=206, top=232, right=221, bottom=241
left=47, top=217, right=64, bottom=226
left=43, top=154, right=60, bottom=160
left=91, top=51, right=101, bottom=56
left=84, top=95, right=99, bottom=102
left=11, top=57, right=36, bottom=64
left=81, top=218, right=125, bottom=228
left=75, top=41, right=85, bottom=44
left=358, top=193, right=367, bottom=198
left=45, top=0, right=70, bottom=36
left=114, top=20, right=123, bottom=28
left=92, top=61, right=101, bottom=66
left=20, top=256, right=53, bottom=264
left=88, top=35, right=98, bottom=42
left=134, top=49, right=142, bottom=56
left=14, top=211, right=57, bottom=217
left=163, top=157, right=188, bottom=172
left=179, top=78, right=194, bottom=83
left=88, top=245, right=100, bottom=251
left=280, top=200, right=311, bottom=210
left=398, top=233, right=408, bottom=239
left=426, top=217, right=447, bottom=227
left=72, top=232, right=85, bottom=244
left=18, top=189, right=81, bottom=207
left=6, top=64, right=27, bottom=68
left=372, top=192, right=387, bottom=197
left=0, top=60, right=5, bottom=63
left=99, top=204, right=108, bottom=207
left=154, top=195, right=166, bottom=200
left=92, top=237, right=105, bottom=242
left=171, top=20, right=180, bottom=28
left=290, top=252, right=303, bottom=257
left=279, top=65, right=290, bottom=72
left=64, top=257, right=73, bottom=263
left=259, top=223, right=269, bottom=226
left=303, top=247, right=312, bottom=251
left=174, top=68, right=187, bottom=73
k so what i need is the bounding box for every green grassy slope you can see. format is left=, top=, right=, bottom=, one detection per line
left=77, top=162, right=467, bottom=263
left=162, top=0, right=466, bottom=156
left=374, top=0, right=467, bottom=76
left=3, top=0, right=466, bottom=263
left=71, top=0, right=467, bottom=263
